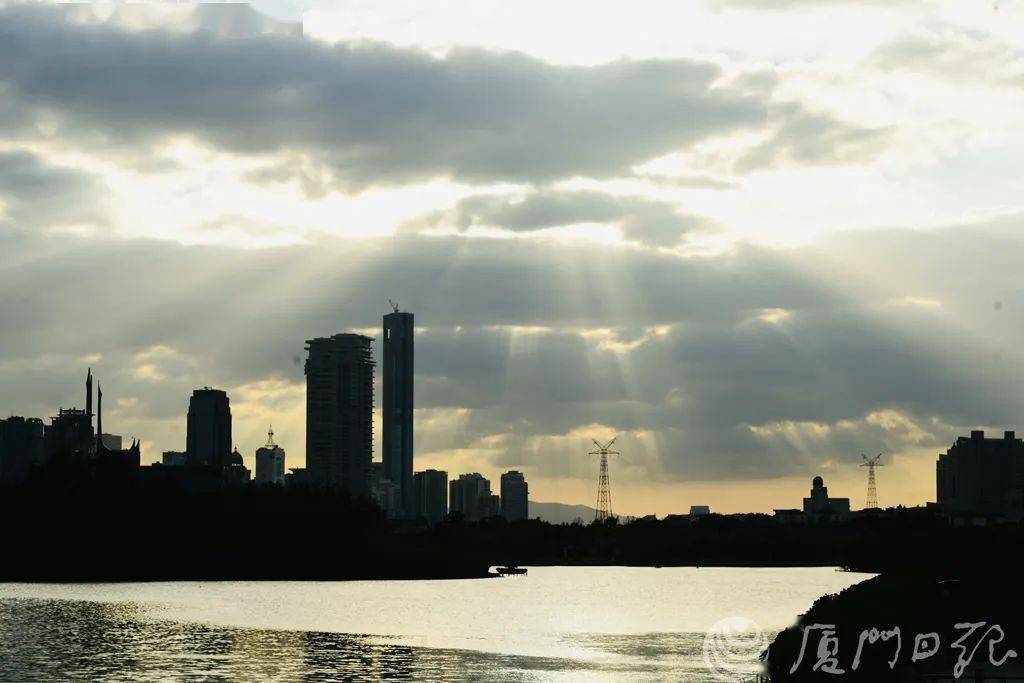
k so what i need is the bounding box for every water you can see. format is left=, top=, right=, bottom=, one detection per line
left=0, top=566, right=872, bottom=681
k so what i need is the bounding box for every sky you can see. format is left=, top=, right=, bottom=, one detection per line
left=3, top=0, right=1024, bottom=515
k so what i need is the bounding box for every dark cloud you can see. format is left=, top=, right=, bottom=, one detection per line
left=3, top=220, right=1022, bottom=479
left=0, top=151, right=106, bottom=233
left=0, top=6, right=890, bottom=190
left=416, top=190, right=716, bottom=246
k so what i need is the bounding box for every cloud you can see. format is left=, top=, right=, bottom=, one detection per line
left=708, top=0, right=907, bottom=9
left=730, top=105, right=895, bottom=172
left=0, top=6, right=891, bottom=192
left=3, top=216, right=1023, bottom=480
left=414, top=190, right=717, bottom=246
left=868, top=28, right=1024, bottom=86
left=0, top=151, right=106, bottom=234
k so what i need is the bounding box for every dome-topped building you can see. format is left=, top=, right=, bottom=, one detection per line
left=803, top=476, right=850, bottom=516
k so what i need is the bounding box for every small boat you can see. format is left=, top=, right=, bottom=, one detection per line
left=495, top=565, right=528, bottom=576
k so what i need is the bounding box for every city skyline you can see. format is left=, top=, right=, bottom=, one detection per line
left=0, top=329, right=985, bottom=517
left=4, top=2, right=1024, bottom=516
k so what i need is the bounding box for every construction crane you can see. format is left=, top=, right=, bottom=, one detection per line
left=589, top=437, right=620, bottom=521
left=860, top=453, right=884, bottom=509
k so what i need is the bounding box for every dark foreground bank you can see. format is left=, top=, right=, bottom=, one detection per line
left=763, top=565, right=1024, bottom=681
left=3, top=473, right=1022, bottom=581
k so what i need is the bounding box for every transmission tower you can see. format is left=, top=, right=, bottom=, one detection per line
left=860, top=453, right=884, bottom=509
left=589, top=438, right=620, bottom=521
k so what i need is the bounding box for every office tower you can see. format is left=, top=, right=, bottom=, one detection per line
left=100, top=434, right=123, bottom=451
left=937, top=430, right=1024, bottom=517
left=255, top=426, right=286, bottom=485
left=449, top=473, right=493, bottom=521
left=0, top=416, right=45, bottom=482
left=414, top=469, right=448, bottom=524
left=305, top=333, right=374, bottom=495
left=500, top=470, right=529, bottom=521
left=383, top=307, right=414, bottom=516
left=186, top=388, right=232, bottom=468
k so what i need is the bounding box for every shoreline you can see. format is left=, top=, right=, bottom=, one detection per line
left=0, top=562, right=873, bottom=584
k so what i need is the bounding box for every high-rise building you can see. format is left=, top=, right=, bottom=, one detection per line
left=937, top=430, right=1024, bottom=518
left=0, top=416, right=45, bottom=482
left=500, top=470, right=529, bottom=521
left=186, top=388, right=232, bottom=468
left=383, top=307, right=414, bottom=516
left=479, top=493, right=501, bottom=519
left=305, top=333, right=374, bottom=495
left=414, top=469, right=448, bottom=524
left=255, top=426, right=286, bottom=485
left=100, top=434, right=122, bottom=451
left=449, top=473, right=494, bottom=521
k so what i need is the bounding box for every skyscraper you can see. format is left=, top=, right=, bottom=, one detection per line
left=305, top=333, right=374, bottom=495
left=186, top=388, right=232, bottom=468
left=414, top=469, right=448, bottom=524
left=449, top=473, right=493, bottom=521
left=500, top=470, right=529, bottom=521
left=383, top=306, right=414, bottom=516
left=255, top=425, right=286, bottom=485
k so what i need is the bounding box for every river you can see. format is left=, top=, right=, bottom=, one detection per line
left=0, top=566, right=872, bottom=681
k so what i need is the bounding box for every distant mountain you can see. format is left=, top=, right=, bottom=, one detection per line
left=529, top=501, right=597, bottom=525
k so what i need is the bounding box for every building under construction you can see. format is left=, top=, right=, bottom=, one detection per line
left=305, top=333, right=375, bottom=496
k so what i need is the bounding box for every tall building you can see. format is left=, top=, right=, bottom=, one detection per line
left=305, top=333, right=374, bottom=495
left=383, top=307, right=414, bottom=516
left=0, top=416, right=45, bottom=482
left=500, top=470, right=529, bottom=521
left=100, top=434, right=122, bottom=451
left=255, top=426, right=286, bottom=485
left=449, top=473, right=493, bottom=521
left=479, top=493, right=500, bottom=519
left=937, top=430, right=1024, bottom=518
left=414, top=469, right=448, bottom=524
left=186, top=388, right=232, bottom=468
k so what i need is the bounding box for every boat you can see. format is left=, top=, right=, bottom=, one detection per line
left=495, top=565, right=528, bottom=576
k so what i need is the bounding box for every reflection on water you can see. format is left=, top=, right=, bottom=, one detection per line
left=0, top=599, right=668, bottom=682
left=0, top=568, right=872, bottom=681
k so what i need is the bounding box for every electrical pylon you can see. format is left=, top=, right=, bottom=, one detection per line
left=860, top=453, right=884, bottom=509
left=589, top=438, right=620, bottom=521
